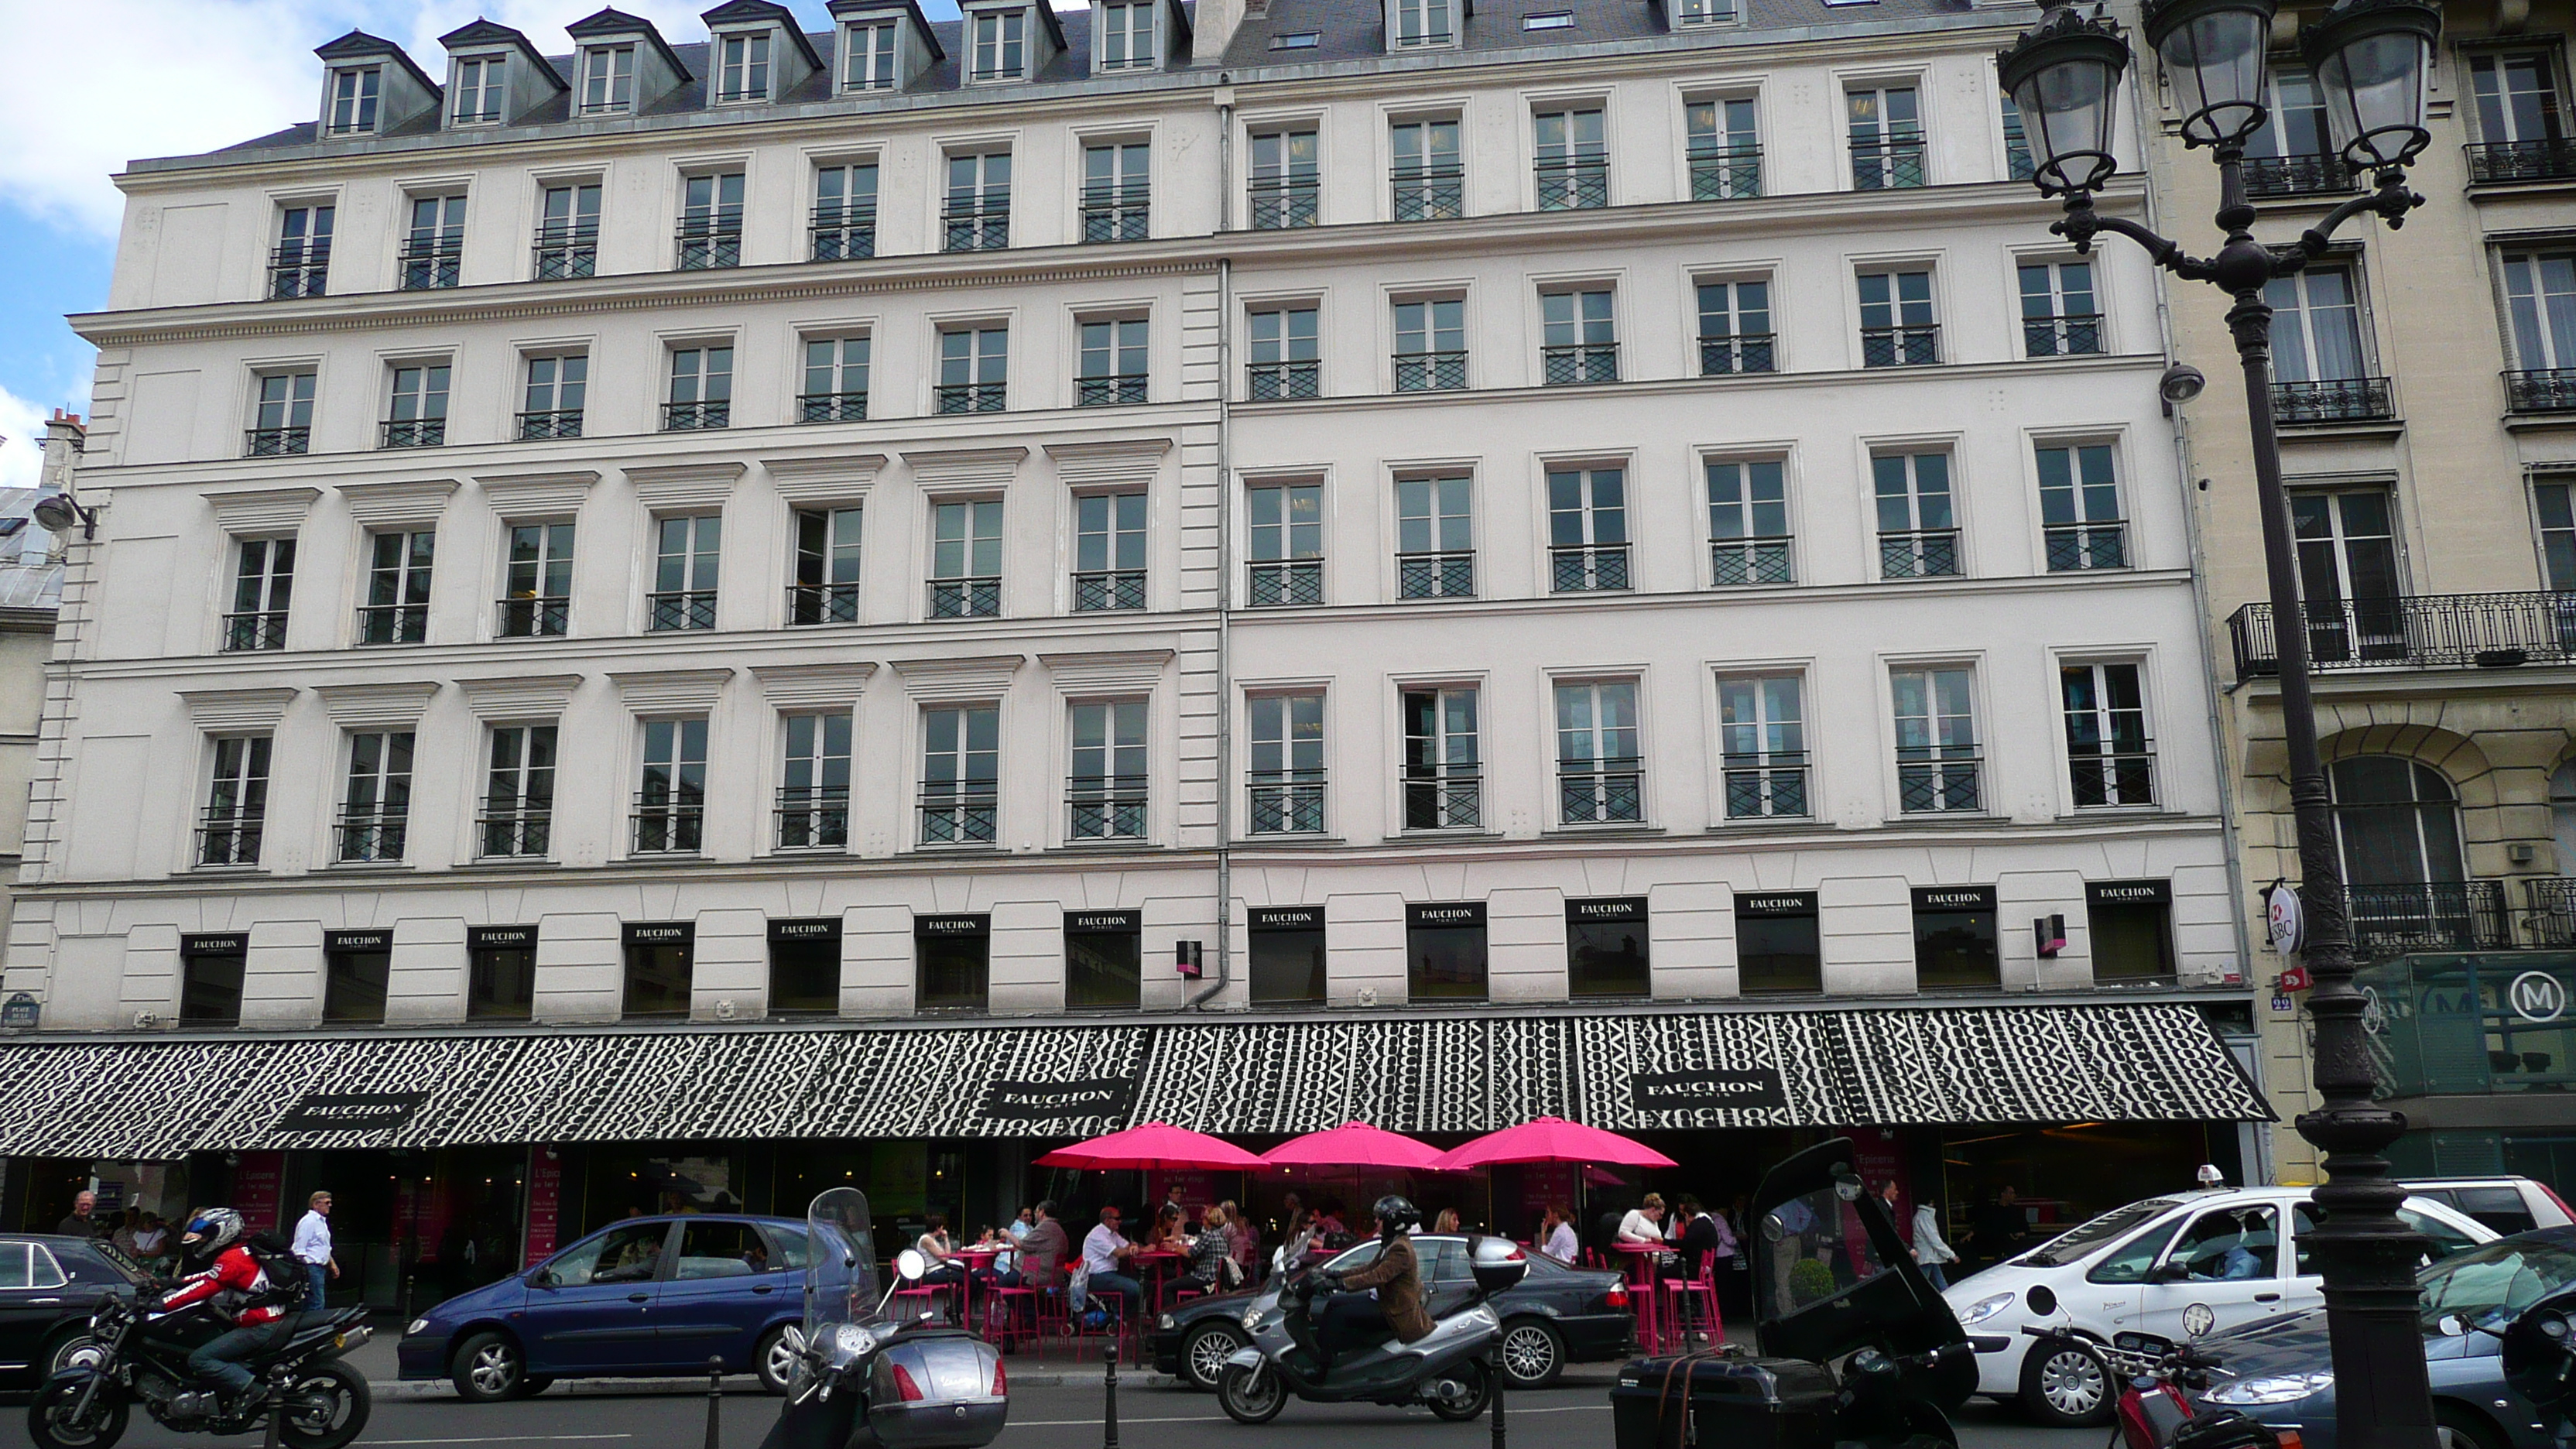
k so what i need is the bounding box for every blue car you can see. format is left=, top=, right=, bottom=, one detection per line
left=2191, top=1227, right=2576, bottom=1449
left=398, top=1214, right=810, bottom=1400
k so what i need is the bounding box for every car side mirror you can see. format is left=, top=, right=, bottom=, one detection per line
left=2150, top=1262, right=2188, bottom=1283
left=2437, top=1315, right=2466, bottom=1338
left=531, top=1269, right=559, bottom=1290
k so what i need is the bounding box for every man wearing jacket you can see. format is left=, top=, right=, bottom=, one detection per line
left=1314, top=1195, right=1430, bottom=1371
left=161, top=1208, right=295, bottom=1410
left=1015, top=1201, right=1071, bottom=1290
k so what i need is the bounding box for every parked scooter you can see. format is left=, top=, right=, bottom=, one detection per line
left=2019, top=1326, right=2280, bottom=1449
left=759, top=1187, right=1008, bottom=1449
left=2498, top=1284, right=2576, bottom=1440
left=1214, top=1233, right=1532, bottom=1423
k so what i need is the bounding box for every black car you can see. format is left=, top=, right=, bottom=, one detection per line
left=1150, top=1235, right=1632, bottom=1390
left=0, top=1233, right=152, bottom=1388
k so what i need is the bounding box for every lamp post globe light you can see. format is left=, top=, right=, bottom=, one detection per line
left=1997, top=4, right=2444, bottom=1449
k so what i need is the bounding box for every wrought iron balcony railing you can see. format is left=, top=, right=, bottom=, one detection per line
left=2504, top=368, right=2576, bottom=413
left=2242, top=152, right=2355, bottom=197
left=1689, top=148, right=1762, bottom=200
left=1851, top=141, right=1925, bottom=190
left=1711, top=538, right=1794, bottom=587
left=496, top=596, right=570, bottom=638
left=1067, top=782, right=1147, bottom=840
left=1077, top=374, right=1148, bottom=407
left=1551, top=543, right=1630, bottom=592
left=1896, top=746, right=1983, bottom=813
left=532, top=223, right=598, bottom=280
left=799, top=390, right=868, bottom=423
left=355, top=602, right=426, bottom=646
left=776, top=786, right=849, bottom=850
left=1081, top=187, right=1150, bottom=242
left=1861, top=324, right=1941, bottom=368
left=2070, top=748, right=2157, bottom=807
left=632, top=795, right=705, bottom=854
left=1391, top=165, right=1464, bottom=222
left=2528, top=877, right=2576, bottom=947
left=245, top=426, right=309, bottom=457
left=2023, top=313, right=2105, bottom=357
left=1403, top=772, right=1482, bottom=831
left=810, top=208, right=877, bottom=261
left=1073, top=569, right=1146, bottom=611
left=920, top=789, right=999, bottom=845
left=646, top=589, right=717, bottom=632
left=937, top=382, right=1006, bottom=414
left=1249, top=180, right=1319, bottom=229
left=477, top=807, right=550, bottom=858
left=336, top=809, right=408, bottom=863
left=1559, top=759, right=1644, bottom=824
left=2467, top=137, right=2576, bottom=182
left=928, top=577, right=1001, bottom=618
left=663, top=400, right=730, bottom=431
left=2348, top=879, right=2513, bottom=955
left=221, top=611, right=289, bottom=652
left=1248, top=560, right=1324, bottom=607
left=787, top=581, right=862, bottom=625
left=1723, top=755, right=1809, bottom=819
left=399, top=238, right=461, bottom=290
left=1542, top=344, right=1619, bottom=385
left=675, top=220, right=743, bottom=269
left=1247, top=361, right=1321, bottom=401
left=379, top=418, right=445, bottom=449
left=1879, top=528, right=1961, bottom=580
left=1398, top=550, right=1475, bottom=599
left=1249, top=771, right=1326, bottom=834
left=943, top=205, right=1009, bottom=252
left=517, top=409, right=584, bottom=440
left=2227, top=591, right=2576, bottom=678
left=197, top=810, right=263, bottom=867
left=1393, top=351, right=1468, bottom=392
left=2045, top=520, right=2130, bottom=572
left=268, top=244, right=331, bottom=299
left=1699, top=333, right=1776, bottom=375
left=2272, top=376, right=2395, bottom=424
left=1534, top=158, right=1609, bottom=210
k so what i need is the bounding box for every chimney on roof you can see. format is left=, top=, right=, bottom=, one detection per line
left=1197, top=0, right=1249, bottom=57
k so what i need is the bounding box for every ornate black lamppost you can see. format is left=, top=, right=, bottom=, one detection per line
left=1998, top=2, right=2443, bottom=1447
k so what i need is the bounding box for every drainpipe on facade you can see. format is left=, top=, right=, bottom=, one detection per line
left=1189, top=92, right=1236, bottom=1012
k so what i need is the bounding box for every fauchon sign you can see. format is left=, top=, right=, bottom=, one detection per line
left=325, top=930, right=392, bottom=954
left=1630, top=1067, right=1790, bottom=1113
left=183, top=933, right=249, bottom=956
left=277, top=1091, right=432, bottom=1132
left=1736, top=892, right=1818, bottom=918
left=976, top=1077, right=1139, bottom=1122
left=1407, top=902, right=1486, bottom=929
left=2087, top=880, right=2172, bottom=906
left=1911, top=886, right=1996, bottom=913
left=1065, top=910, right=1141, bottom=934
left=916, top=914, right=992, bottom=937
left=1249, top=907, right=1323, bottom=930
left=769, top=918, right=841, bottom=944
left=623, top=922, right=694, bottom=948
left=470, top=926, right=537, bottom=951
left=1567, top=897, right=1646, bottom=924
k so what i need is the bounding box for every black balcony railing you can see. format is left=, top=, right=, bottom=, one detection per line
left=663, top=399, right=730, bottom=431
left=676, top=221, right=742, bottom=269
left=920, top=789, right=999, bottom=845
left=197, top=810, right=263, bottom=867
left=1068, top=783, right=1147, bottom=840
left=2071, top=749, right=2157, bottom=807
left=1248, top=560, right=1324, bottom=607
left=1699, top=334, right=1776, bottom=375
left=943, top=206, right=1009, bottom=252
left=496, top=596, right=570, bottom=638
left=1247, top=361, right=1321, bottom=401
left=1723, top=755, right=1809, bottom=819
left=1711, top=538, right=1793, bottom=587
left=810, top=208, right=877, bottom=261
left=632, top=795, right=705, bottom=854
left=517, top=409, right=584, bottom=440
left=2045, top=520, right=2129, bottom=572
left=1081, top=187, right=1150, bottom=242
left=2529, top=877, right=2576, bottom=947
left=477, top=808, right=551, bottom=858
left=2023, top=313, right=2105, bottom=357
left=646, top=589, right=717, bottom=631
left=1249, top=181, right=1320, bottom=229
left=245, top=426, right=310, bottom=457
left=776, top=787, right=849, bottom=850
left=533, top=224, right=598, bottom=280
left=787, top=582, right=862, bottom=625
left=2348, top=880, right=2514, bottom=955
left=2506, top=368, right=2576, bottom=413
left=337, top=810, right=408, bottom=863
left=2468, top=137, right=2576, bottom=183
left=1559, top=759, right=1644, bottom=824
left=1852, top=141, right=1926, bottom=190
left=928, top=577, right=1001, bottom=618
left=1879, top=529, right=1961, bottom=579
left=1398, top=550, right=1475, bottom=599
left=1073, top=570, right=1146, bottom=611
left=1392, top=166, right=1464, bottom=222
left=1534, top=159, right=1609, bottom=210
left=799, top=390, right=868, bottom=423
left=1077, top=374, right=1148, bottom=407
left=1862, top=324, right=1941, bottom=368
left=1690, top=149, right=1762, bottom=200
left=937, top=382, right=1006, bottom=414
left=380, top=418, right=445, bottom=449
left=2272, top=376, right=2395, bottom=424
left=1543, top=344, right=1619, bottom=385
left=221, top=611, right=288, bottom=652
left=2228, top=591, right=2576, bottom=678
left=1896, top=747, right=1983, bottom=813
left=399, top=238, right=461, bottom=290
left=2242, top=152, right=2355, bottom=197
left=1403, top=772, right=1482, bottom=831
left=355, top=603, right=426, bottom=646
left=1394, top=351, right=1468, bottom=392
left=269, top=243, right=331, bottom=299
left=1551, top=543, right=1630, bottom=592
left=1249, top=771, right=1326, bottom=834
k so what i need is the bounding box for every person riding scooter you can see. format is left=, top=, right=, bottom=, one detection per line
left=158, top=1207, right=300, bottom=1413
left=1313, top=1195, right=1430, bottom=1371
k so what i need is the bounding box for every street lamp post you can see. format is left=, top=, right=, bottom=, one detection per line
left=1997, top=3, right=2444, bottom=1449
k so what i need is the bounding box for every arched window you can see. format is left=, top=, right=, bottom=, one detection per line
left=2330, top=756, right=2465, bottom=886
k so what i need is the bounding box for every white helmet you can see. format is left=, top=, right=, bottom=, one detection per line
left=181, top=1207, right=245, bottom=1253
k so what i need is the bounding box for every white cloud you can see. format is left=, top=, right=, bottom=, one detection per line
left=0, top=386, right=48, bottom=494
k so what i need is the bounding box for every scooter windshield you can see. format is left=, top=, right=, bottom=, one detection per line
left=1756, top=1180, right=1896, bottom=1325
left=804, top=1186, right=882, bottom=1343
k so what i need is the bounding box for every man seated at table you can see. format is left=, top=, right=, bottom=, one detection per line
left=1003, top=1201, right=1068, bottom=1293
left=1081, top=1206, right=1146, bottom=1321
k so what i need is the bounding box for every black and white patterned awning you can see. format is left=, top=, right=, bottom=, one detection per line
left=0, top=1003, right=2265, bottom=1158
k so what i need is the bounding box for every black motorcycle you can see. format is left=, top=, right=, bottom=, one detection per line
left=2501, top=1282, right=2576, bottom=1438
left=27, top=1291, right=373, bottom=1449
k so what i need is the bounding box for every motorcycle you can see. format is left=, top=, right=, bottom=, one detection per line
left=2019, top=1326, right=2280, bottom=1449
left=2498, top=1283, right=2576, bottom=1442
left=1214, top=1232, right=1532, bottom=1424
left=27, top=1289, right=372, bottom=1449
left=758, top=1186, right=1008, bottom=1449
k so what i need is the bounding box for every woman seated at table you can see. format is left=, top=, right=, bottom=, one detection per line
left=1220, top=1200, right=1259, bottom=1280
left=1185, top=1204, right=1235, bottom=1289
left=916, top=1213, right=964, bottom=1286
left=1432, top=1208, right=1461, bottom=1234
left=1147, top=1202, right=1190, bottom=1254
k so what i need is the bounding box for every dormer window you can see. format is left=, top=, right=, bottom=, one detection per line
left=717, top=32, right=772, bottom=101
left=1098, top=1, right=1156, bottom=70
left=452, top=55, right=507, bottom=125
left=971, top=10, right=1027, bottom=81
left=1394, top=0, right=1454, bottom=47
left=844, top=19, right=898, bottom=90
left=327, top=67, right=381, bottom=135
left=581, top=45, right=636, bottom=113
left=1674, top=0, right=1740, bottom=23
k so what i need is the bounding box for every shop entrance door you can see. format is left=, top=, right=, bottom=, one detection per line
left=522, top=1220, right=673, bottom=1373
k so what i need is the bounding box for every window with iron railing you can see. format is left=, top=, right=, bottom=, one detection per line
left=1708, top=458, right=1793, bottom=587
left=1250, top=128, right=1320, bottom=229
left=1393, top=297, right=1467, bottom=392
left=1074, top=492, right=1147, bottom=611
left=1858, top=269, right=1939, bottom=367
left=2505, top=249, right=2576, bottom=413
left=338, top=730, right=413, bottom=863
left=1541, top=289, right=1619, bottom=385
left=1249, top=694, right=1326, bottom=834
left=500, top=521, right=573, bottom=638
left=224, top=538, right=293, bottom=653
left=481, top=724, right=554, bottom=857
left=1848, top=86, right=1924, bottom=190
left=1394, top=0, right=1454, bottom=46
left=199, top=735, right=270, bottom=867
left=778, top=712, right=851, bottom=850
left=1069, top=700, right=1148, bottom=839
left=327, top=66, right=380, bottom=135
left=937, top=326, right=1008, bottom=413
left=2266, top=264, right=2389, bottom=421
left=1403, top=687, right=1480, bottom=829
left=632, top=718, right=707, bottom=855
left=2064, top=662, right=2156, bottom=807
left=452, top=54, right=508, bottom=124
left=648, top=514, right=720, bottom=632
left=944, top=151, right=1011, bottom=251
left=2037, top=443, right=2129, bottom=570
left=1077, top=317, right=1149, bottom=406
left=1391, top=118, right=1464, bottom=221
left=715, top=30, right=772, bottom=101
left=1249, top=304, right=1321, bottom=399
left=1396, top=474, right=1474, bottom=599
left=2019, top=259, right=2102, bottom=357
left=1697, top=279, right=1773, bottom=376
left=2539, top=481, right=2576, bottom=590
left=930, top=499, right=1003, bottom=618
left=1549, top=467, right=1629, bottom=591
left=1097, top=0, right=1158, bottom=69
left=357, top=529, right=433, bottom=646
left=843, top=20, right=897, bottom=90
left=800, top=335, right=870, bottom=423
left=1556, top=680, right=1643, bottom=824
left=1248, top=481, right=1324, bottom=606
left=1082, top=141, right=1151, bottom=242
left=2243, top=68, right=2355, bottom=197
left=665, top=344, right=732, bottom=430
left=247, top=371, right=314, bottom=456
left=921, top=705, right=999, bottom=845
left=812, top=163, right=879, bottom=260
left=969, top=9, right=1027, bottom=80
left=270, top=205, right=333, bottom=299
left=2002, top=94, right=2036, bottom=182
left=1894, top=666, right=1981, bottom=813
left=402, top=194, right=465, bottom=290
left=1687, top=98, right=1762, bottom=200
left=677, top=173, right=745, bottom=269
left=580, top=43, right=635, bottom=113
left=1719, top=675, right=1807, bottom=818
left=518, top=353, right=586, bottom=440
left=1534, top=107, right=1608, bottom=210
left=789, top=506, right=863, bottom=625
left=1874, top=451, right=1960, bottom=579
left=381, top=362, right=449, bottom=449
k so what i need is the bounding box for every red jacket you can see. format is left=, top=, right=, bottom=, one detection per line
left=161, top=1244, right=286, bottom=1326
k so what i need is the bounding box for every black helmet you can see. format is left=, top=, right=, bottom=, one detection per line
left=1373, top=1195, right=1421, bottom=1239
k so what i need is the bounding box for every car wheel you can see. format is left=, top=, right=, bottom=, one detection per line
left=2436, top=1404, right=2506, bottom=1449
left=1497, top=1318, right=1565, bottom=1390
left=450, top=1331, right=531, bottom=1403
left=755, top=1326, right=798, bottom=1396
left=1183, top=1323, right=1247, bottom=1392
left=2019, top=1339, right=2114, bottom=1427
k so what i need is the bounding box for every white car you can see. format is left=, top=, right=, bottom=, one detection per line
left=1943, top=1184, right=2496, bottom=1427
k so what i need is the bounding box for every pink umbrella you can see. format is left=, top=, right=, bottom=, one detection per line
left=1432, top=1116, right=1677, bottom=1171
left=1584, top=1165, right=1631, bottom=1188
left=1261, top=1122, right=1447, bottom=1171
left=1034, top=1121, right=1267, bottom=1172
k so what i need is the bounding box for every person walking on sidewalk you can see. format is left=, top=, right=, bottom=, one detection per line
left=1910, top=1196, right=1959, bottom=1290
left=292, top=1191, right=337, bottom=1307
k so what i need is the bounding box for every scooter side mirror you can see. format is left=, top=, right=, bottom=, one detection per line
left=2437, top=1316, right=2467, bottom=1338
left=893, top=1248, right=929, bottom=1283
left=781, top=1324, right=807, bottom=1355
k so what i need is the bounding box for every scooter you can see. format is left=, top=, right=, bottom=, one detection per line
left=2498, top=1284, right=2576, bottom=1443
left=2019, top=1325, right=2280, bottom=1449
left=1214, top=1234, right=1532, bottom=1424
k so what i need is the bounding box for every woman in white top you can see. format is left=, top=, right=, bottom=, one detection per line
left=1617, top=1193, right=1667, bottom=1245
left=917, top=1213, right=964, bottom=1286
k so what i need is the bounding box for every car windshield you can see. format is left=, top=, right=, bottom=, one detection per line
left=2026, top=1200, right=2182, bottom=1267
left=2416, top=1237, right=2576, bottom=1334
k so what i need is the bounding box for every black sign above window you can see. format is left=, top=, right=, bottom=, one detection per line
left=769, top=917, right=841, bottom=944
left=276, top=1091, right=432, bottom=1132
left=183, top=933, right=248, bottom=957
left=916, top=913, right=992, bottom=937
left=1249, top=906, right=1323, bottom=930
left=1567, top=896, right=1646, bottom=924
left=623, top=921, right=694, bottom=947
left=2087, top=880, right=2172, bottom=906
left=1910, top=886, right=1996, bottom=913
left=1066, top=909, right=1142, bottom=934
left=1736, top=892, right=1818, bottom=918
left=1407, top=902, right=1486, bottom=929
left=325, top=930, right=392, bottom=954
left=470, top=926, right=537, bottom=951
left=1630, top=1067, right=1790, bottom=1113
left=976, top=1077, right=1139, bottom=1121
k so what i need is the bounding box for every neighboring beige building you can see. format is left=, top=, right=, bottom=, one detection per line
left=2147, top=0, right=2576, bottom=1184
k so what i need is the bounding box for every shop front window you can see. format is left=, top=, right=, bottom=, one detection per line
left=1249, top=908, right=1326, bottom=1005
left=622, top=924, right=694, bottom=1019
left=323, top=933, right=390, bottom=1023
left=1567, top=898, right=1649, bottom=997
left=917, top=915, right=991, bottom=1011
left=2088, top=882, right=2175, bottom=983
left=1736, top=892, right=1821, bottom=993
left=1913, top=886, right=1999, bottom=989
left=181, top=937, right=247, bottom=1027
left=469, top=927, right=535, bottom=1020
left=1066, top=910, right=1142, bottom=1010
left=1407, top=902, right=1486, bottom=1000
left=769, top=920, right=841, bottom=1016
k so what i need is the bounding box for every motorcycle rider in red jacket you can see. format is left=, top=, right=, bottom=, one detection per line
left=159, top=1208, right=292, bottom=1409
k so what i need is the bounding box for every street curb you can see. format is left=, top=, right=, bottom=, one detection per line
left=367, top=1366, right=1625, bottom=1399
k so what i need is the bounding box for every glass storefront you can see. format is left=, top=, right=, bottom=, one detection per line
left=1249, top=907, right=1326, bottom=1004
left=1913, top=886, right=1999, bottom=989
left=1567, top=897, right=1649, bottom=997
left=1407, top=902, right=1487, bottom=999
left=2358, top=952, right=2576, bottom=1097
left=1738, top=892, right=1822, bottom=993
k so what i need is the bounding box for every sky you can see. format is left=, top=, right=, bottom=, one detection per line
left=0, top=0, right=968, bottom=492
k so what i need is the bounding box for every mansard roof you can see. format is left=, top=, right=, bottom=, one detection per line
left=702, top=0, right=829, bottom=71
left=437, top=19, right=571, bottom=94
left=311, top=29, right=441, bottom=95
left=566, top=6, right=696, bottom=80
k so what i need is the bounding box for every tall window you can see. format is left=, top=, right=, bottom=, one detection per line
left=1098, top=0, right=1156, bottom=68
left=2019, top=260, right=2102, bottom=356
left=327, top=67, right=380, bottom=135
left=1083, top=142, right=1150, bottom=242
left=1848, top=85, right=1924, bottom=189
left=1893, top=666, right=1980, bottom=813
left=1556, top=681, right=1643, bottom=824
left=248, top=371, right=314, bottom=455
left=1078, top=318, right=1149, bottom=406
left=402, top=194, right=465, bottom=290
left=1396, top=475, right=1474, bottom=599
left=358, top=529, right=433, bottom=646
left=1247, top=481, right=1324, bottom=607
left=716, top=31, right=771, bottom=101
left=814, top=162, right=879, bottom=261
left=1873, top=451, right=1959, bottom=579
left=1070, top=700, right=1147, bottom=838
left=199, top=736, right=270, bottom=866
left=2293, top=488, right=2404, bottom=662
left=844, top=21, right=897, bottom=90
left=2037, top=443, right=2128, bottom=571
left=634, top=718, right=708, bottom=854
left=2470, top=51, right=2571, bottom=180
left=469, top=927, right=535, bottom=1019
left=2266, top=264, right=2383, bottom=420
left=382, top=361, right=449, bottom=449
left=665, top=345, right=732, bottom=430
left=1393, top=297, right=1466, bottom=392
left=1248, top=303, right=1321, bottom=399
left=970, top=9, right=1027, bottom=80
left=2333, top=757, right=2472, bottom=946
left=502, top=522, right=574, bottom=638
left=937, top=325, right=1009, bottom=413
left=678, top=173, right=745, bottom=269
left=1858, top=269, right=1938, bottom=367
left=1547, top=466, right=1629, bottom=591
left=581, top=44, right=635, bottom=113
left=649, top=515, right=721, bottom=632
left=801, top=335, right=870, bottom=423
left=2243, top=67, right=2346, bottom=194
left=790, top=507, right=864, bottom=625
left=481, top=725, right=556, bottom=857
left=339, top=731, right=413, bottom=862
left=779, top=713, right=851, bottom=849
left=270, top=204, right=333, bottom=299
left=945, top=151, right=1012, bottom=252
left=1250, top=128, right=1320, bottom=229
left=1395, top=0, right=1453, bottom=46
left=1687, top=97, right=1761, bottom=200
left=2504, top=249, right=2576, bottom=412
left=1391, top=118, right=1463, bottom=221
left=1718, top=676, right=1806, bottom=818
left=1066, top=913, right=1142, bottom=1009
left=536, top=182, right=601, bottom=280
left=2537, top=479, right=2576, bottom=589
left=2002, top=94, right=2035, bottom=181
left=452, top=55, right=506, bottom=124
left=1074, top=492, right=1147, bottom=611
left=930, top=499, right=1004, bottom=618
left=1402, top=687, right=1479, bottom=829
left=2064, top=663, right=2155, bottom=807
left=1696, top=278, right=1773, bottom=375
left=1540, top=288, right=1618, bottom=384
left=1914, top=887, right=2000, bottom=989
left=1533, top=106, right=1608, bottom=210
left=1248, top=694, right=1326, bottom=834
left=1708, top=458, right=1792, bottom=586
left=224, top=539, right=294, bottom=652
left=325, top=933, right=391, bottom=1022
left=920, top=705, right=1000, bottom=845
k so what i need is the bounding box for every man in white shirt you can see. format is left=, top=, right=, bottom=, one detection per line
left=291, top=1191, right=337, bottom=1307
left=1080, top=1206, right=1145, bottom=1319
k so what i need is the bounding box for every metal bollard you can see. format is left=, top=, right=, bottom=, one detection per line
left=1102, top=1338, right=1120, bottom=1449
left=261, top=1386, right=286, bottom=1449
left=1487, top=1351, right=1507, bottom=1449
left=704, top=1355, right=724, bottom=1449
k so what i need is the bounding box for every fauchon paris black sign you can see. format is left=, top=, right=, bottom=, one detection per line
left=1736, top=892, right=1818, bottom=918
left=623, top=922, right=694, bottom=948
left=976, top=1077, right=1139, bottom=1122
left=2087, top=880, right=2172, bottom=907
left=183, top=933, right=248, bottom=957
left=277, top=1091, right=431, bottom=1132
left=769, top=918, right=841, bottom=944
left=1630, top=1067, right=1790, bottom=1113
left=470, top=926, right=537, bottom=951
left=916, top=913, right=992, bottom=937
left=1249, top=907, right=1323, bottom=931
left=325, top=930, right=392, bottom=954
left=1065, top=910, right=1141, bottom=935
left=1567, top=897, right=1647, bottom=924
left=1911, top=886, right=1996, bottom=913
left=1407, top=902, right=1486, bottom=930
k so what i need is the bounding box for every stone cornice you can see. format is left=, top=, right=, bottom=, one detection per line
left=1040, top=648, right=1174, bottom=695
left=340, top=478, right=461, bottom=527
left=1045, top=437, right=1172, bottom=490
left=764, top=451, right=888, bottom=502
left=892, top=654, right=1025, bottom=701
left=205, top=487, right=323, bottom=536
left=313, top=680, right=441, bottom=727
left=477, top=469, right=601, bottom=516
left=750, top=660, right=878, bottom=708
left=628, top=461, right=748, bottom=509
left=178, top=687, right=299, bottom=731
left=455, top=673, right=584, bottom=718
left=903, top=447, right=1028, bottom=494
left=608, top=667, right=737, bottom=713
